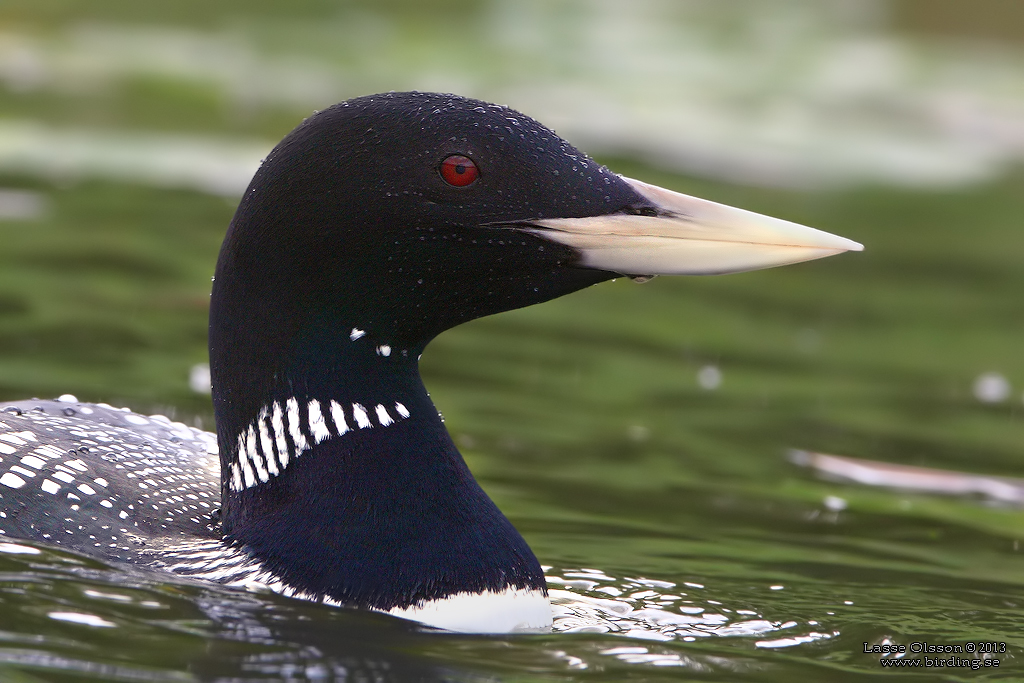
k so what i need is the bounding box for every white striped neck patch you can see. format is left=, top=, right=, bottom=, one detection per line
left=228, top=397, right=410, bottom=492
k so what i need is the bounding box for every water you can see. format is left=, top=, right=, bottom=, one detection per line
left=0, top=542, right=826, bottom=681
left=3, top=0, right=1024, bottom=679
left=4, top=176, right=1024, bottom=680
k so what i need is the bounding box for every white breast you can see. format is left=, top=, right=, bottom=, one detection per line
left=388, top=587, right=552, bottom=633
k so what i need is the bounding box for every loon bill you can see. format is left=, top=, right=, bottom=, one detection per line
left=0, top=92, right=861, bottom=633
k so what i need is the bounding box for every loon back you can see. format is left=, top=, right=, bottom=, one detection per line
left=0, top=399, right=219, bottom=552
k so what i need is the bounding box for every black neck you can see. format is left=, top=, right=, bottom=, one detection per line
left=212, top=322, right=545, bottom=610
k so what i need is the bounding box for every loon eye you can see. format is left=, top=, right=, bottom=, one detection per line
left=439, top=155, right=479, bottom=187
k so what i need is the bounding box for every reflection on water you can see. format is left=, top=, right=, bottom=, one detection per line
left=6, top=524, right=1017, bottom=679
left=0, top=539, right=844, bottom=680
left=0, top=540, right=473, bottom=682
left=792, top=449, right=1024, bottom=504
left=549, top=567, right=836, bottom=653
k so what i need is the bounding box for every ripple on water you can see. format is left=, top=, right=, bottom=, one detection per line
left=0, top=539, right=844, bottom=679
left=546, top=566, right=835, bottom=653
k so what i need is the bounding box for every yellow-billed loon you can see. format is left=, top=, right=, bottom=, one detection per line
left=0, top=92, right=862, bottom=633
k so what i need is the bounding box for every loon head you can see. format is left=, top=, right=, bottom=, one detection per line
left=208, top=91, right=861, bottom=632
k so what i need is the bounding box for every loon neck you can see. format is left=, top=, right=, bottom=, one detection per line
left=211, top=324, right=546, bottom=611
left=219, top=329, right=421, bottom=494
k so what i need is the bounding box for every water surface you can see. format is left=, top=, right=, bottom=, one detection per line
left=2, top=0, right=1024, bottom=680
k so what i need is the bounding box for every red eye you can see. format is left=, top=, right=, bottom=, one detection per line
left=439, top=154, right=479, bottom=187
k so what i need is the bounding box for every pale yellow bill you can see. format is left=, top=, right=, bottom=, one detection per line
left=525, top=176, right=863, bottom=275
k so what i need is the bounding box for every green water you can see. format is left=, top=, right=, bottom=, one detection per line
left=3, top=0, right=1024, bottom=680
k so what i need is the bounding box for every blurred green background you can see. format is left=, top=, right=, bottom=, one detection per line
left=3, top=0, right=1024, bottom=679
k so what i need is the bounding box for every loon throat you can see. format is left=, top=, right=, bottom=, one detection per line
left=227, top=395, right=410, bottom=492
left=226, top=327, right=414, bottom=492
left=211, top=316, right=551, bottom=617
